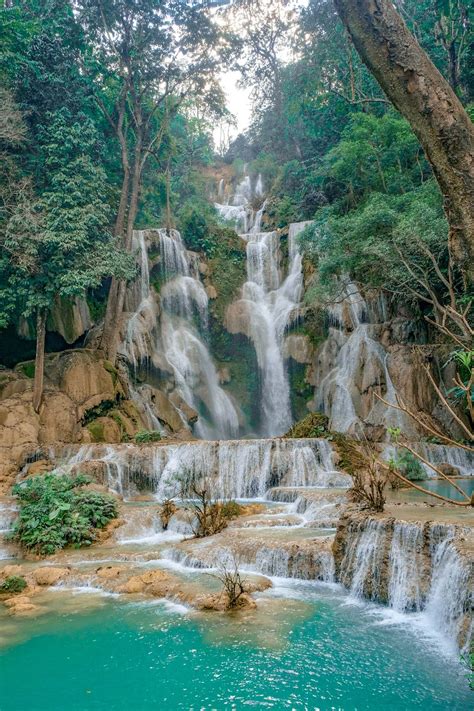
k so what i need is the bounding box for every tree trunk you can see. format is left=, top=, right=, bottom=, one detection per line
left=333, top=0, right=474, bottom=283
left=32, top=307, right=47, bottom=414
left=101, top=131, right=143, bottom=363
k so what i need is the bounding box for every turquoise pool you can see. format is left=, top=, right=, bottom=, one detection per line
left=0, top=582, right=471, bottom=710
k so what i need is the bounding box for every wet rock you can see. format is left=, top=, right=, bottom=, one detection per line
left=87, top=416, right=122, bottom=443
left=4, top=595, right=42, bottom=616
left=195, top=591, right=257, bottom=612
left=96, top=566, right=126, bottom=580
left=118, top=569, right=174, bottom=595
left=32, top=567, right=70, bottom=586
left=283, top=335, right=314, bottom=364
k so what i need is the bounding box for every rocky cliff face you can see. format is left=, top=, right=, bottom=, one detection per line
left=0, top=349, right=195, bottom=493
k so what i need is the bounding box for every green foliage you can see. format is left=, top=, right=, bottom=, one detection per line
left=9, top=473, right=118, bottom=556
left=285, top=412, right=330, bottom=439
left=445, top=350, right=474, bottom=418
left=0, top=576, right=27, bottom=594
left=18, top=361, right=35, bottom=379
left=220, top=500, right=243, bottom=520
left=134, top=430, right=162, bottom=444
left=389, top=450, right=426, bottom=481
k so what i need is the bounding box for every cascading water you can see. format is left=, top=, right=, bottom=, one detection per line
left=51, top=438, right=351, bottom=501
left=216, top=173, right=306, bottom=436
left=120, top=228, right=239, bottom=439
left=315, top=278, right=413, bottom=436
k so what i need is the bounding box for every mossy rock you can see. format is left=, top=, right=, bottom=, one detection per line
left=15, top=361, right=36, bottom=379
left=86, top=416, right=121, bottom=443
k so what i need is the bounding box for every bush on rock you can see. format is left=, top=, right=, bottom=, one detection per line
left=9, top=473, right=118, bottom=555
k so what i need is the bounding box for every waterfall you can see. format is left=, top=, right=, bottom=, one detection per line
left=120, top=228, right=239, bottom=440
left=51, top=438, right=350, bottom=501
left=423, top=527, right=472, bottom=653
left=388, top=522, right=424, bottom=612
left=214, top=173, right=264, bottom=233
left=217, top=170, right=307, bottom=436
left=336, top=517, right=472, bottom=652
left=156, top=228, right=239, bottom=440
left=316, top=278, right=413, bottom=436
left=340, top=518, right=388, bottom=601
left=122, top=230, right=159, bottom=370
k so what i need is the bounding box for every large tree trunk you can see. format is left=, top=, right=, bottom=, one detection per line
left=333, top=0, right=474, bottom=283
left=99, top=148, right=130, bottom=362
left=100, top=132, right=143, bottom=363
left=32, top=307, right=47, bottom=414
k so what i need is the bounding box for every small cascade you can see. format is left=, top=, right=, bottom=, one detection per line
left=315, top=278, right=413, bottom=436
left=214, top=173, right=263, bottom=233
left=339, top=518, right=388, bottom=601
left=424, top=527, right=472, bottom=652
left=51, top=438, right=351, bottom=501
left=336, top=517, right=473, bottom=652
left=417, top=443, right=474, bottom=477
left=388, top=522, right=424, bottom=612
left=0, top=499, right=17, bottom=560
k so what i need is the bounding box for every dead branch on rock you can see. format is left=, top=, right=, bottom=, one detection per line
left=211, top=554, right=249, bottom=610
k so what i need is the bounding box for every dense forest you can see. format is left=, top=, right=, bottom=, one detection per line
left=0, top=0, right=472, bottom=406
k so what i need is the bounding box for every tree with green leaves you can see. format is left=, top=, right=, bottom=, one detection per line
left=332, top=0, right=474, bottom=284
left=0, top=110, right=133, bottom=411
left=76, top=0, right=228, bottom=362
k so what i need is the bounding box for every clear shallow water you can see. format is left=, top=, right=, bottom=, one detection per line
left=392, top=478, right=474, bottom=503
left=0, top=584, right=471, bottom=710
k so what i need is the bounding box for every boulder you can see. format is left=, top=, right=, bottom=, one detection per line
left=205, top=284, right=217, bottom=300
left=96, top=566, right=125, bottom=580
left=54, top=350, right=120, bottom=416
left=118, top=569, right=173, bottom=595
left=32, top=567, right=70, bottom=587
left=39, top=391, right=78, bottom=444
left=150, top=390, right=184, bottom=432
left=224, top=301, right=251, bottom=338
left=87, top=416, right=122, bottom=443
left=283, top=335, right=314, bottom=364
left=168, top=392, right=198, bottom=425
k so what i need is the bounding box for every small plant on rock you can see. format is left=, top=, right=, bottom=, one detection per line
left=212, top=555, right=249, bottom=610
left=0, top=576, right=27, bottom=594
left=134, top=430, right=162, bottom=443
left=349, top=448, right=387, bottom=512
left=159, top=498, right=178, bottom=530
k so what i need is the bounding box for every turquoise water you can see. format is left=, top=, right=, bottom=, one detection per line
left=0, top=583, right=471, bottom=710
left=393, top=478, right=474, bottom=503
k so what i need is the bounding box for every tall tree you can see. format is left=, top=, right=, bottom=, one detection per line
left=332, top=0, right=474, bottom=284
left=77, top=0, right=226, bottom=362
left=0, top=111, right=133, bottom=411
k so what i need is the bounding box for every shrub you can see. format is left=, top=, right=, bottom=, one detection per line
left=0, top=576, right=27, bottom=594
left=159, top=498, right=177, bottom=530
left=9, top=473, right=118, bottom=555
left=221, top=500, right=242, bottom=520
left=391, top=450, right=426, bottom=481
left=134, top=430, right=162, bottom=443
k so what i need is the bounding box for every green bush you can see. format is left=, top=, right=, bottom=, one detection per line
left=9, top=474, right=118, bottom=555
left=221, top=500, right=243, bottom=520
left=134, top=430, right=162, bottom=443
left=0, top=576, right=27, bottom=594
left=391, top=450, right=426, bottom=481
